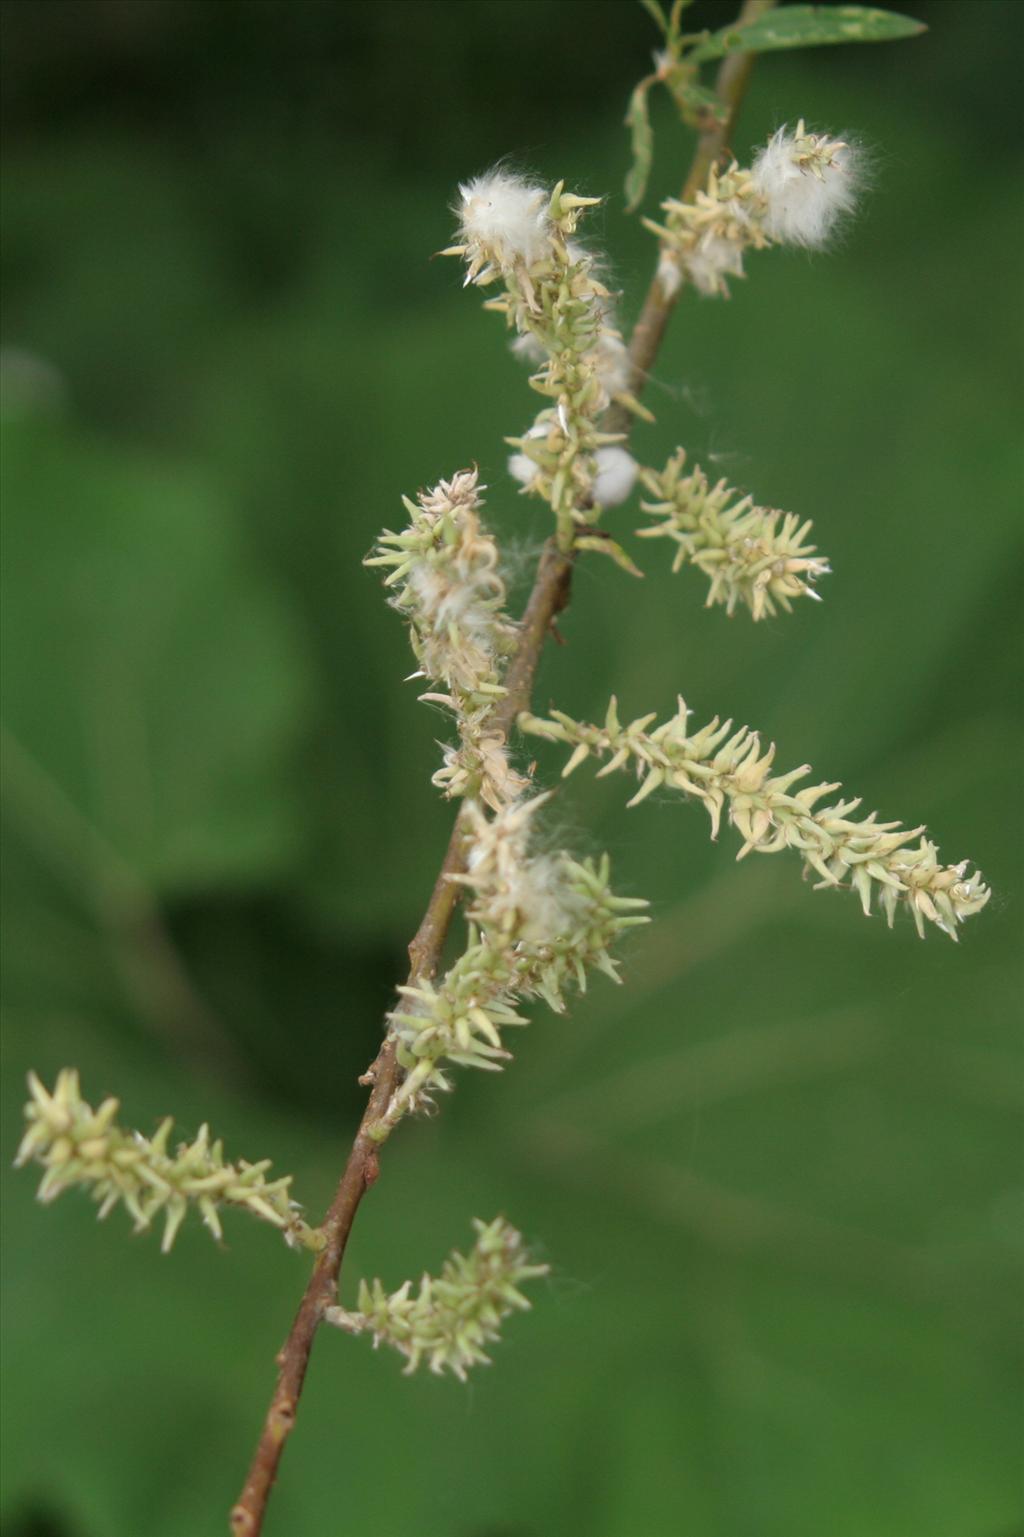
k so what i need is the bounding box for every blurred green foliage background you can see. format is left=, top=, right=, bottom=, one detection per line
left=2, top=1, right=1022, bottom=1534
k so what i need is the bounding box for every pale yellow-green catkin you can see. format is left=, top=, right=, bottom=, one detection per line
left=17, top=1070, right=322, bottom=1253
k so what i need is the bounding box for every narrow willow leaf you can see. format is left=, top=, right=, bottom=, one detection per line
left=574, top=535, right=645, bottom=579
left=667, top=74, right=729, bottom=129
left=691, top=5, right=925, bottom=63
left=624, top=76, right=656, bottom=213
left=639, top=0, right=669, bottom=32
left=667, top=0, right=696, bottom=33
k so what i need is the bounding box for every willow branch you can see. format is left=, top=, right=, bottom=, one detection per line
left=230, top=13, right=767, bottom=1530
left=229, top=547, right=572, bottom=1537
left=606, top=0, right=777, bottom=436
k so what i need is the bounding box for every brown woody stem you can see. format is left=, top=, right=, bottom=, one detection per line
left=230, top=9, right=767, bottom=1528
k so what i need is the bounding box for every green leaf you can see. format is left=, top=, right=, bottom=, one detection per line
left=641, top=0, right=695, bottom=42
left=0, top=417, right=312, bottom=896
left=690, top=5, right=926, bottom=62
left=666, top=73, right=729, bottom=129
left=638, top=0, right=669, bottom=33
left=624, top=75, right=657, bottom=213
left=574, top=535, right=646, bottom=579
left=666, top=0, right=696, bottom=39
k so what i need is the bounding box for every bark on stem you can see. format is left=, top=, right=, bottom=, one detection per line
left=231, top=10, right=769, bottom=1528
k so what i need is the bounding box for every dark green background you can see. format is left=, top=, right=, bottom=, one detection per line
left=2, top=2, right=1021, bottom=1534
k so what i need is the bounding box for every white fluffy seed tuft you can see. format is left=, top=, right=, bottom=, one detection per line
left=507, top=451, right=536, bottom=487
left=592, top=447, right=639, bottom=508
left=657, top=252, right=683, bottom=300
left=684, top=232, right=748, bottom=297
left=751, top=126, right=861, bottom=249
left=593, top=331, right=632, bottom=398
left=507, top=423, right=548, bottom=490
left=458, top=171, right=551, bottom=268
left=509, top=332, right=547, bottom=367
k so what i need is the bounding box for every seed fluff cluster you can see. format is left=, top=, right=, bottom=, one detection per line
left=637, top=448, right=830, bottom=619
left=649, top=122, right=861, bottom=299
left=15, top=1070, right=321, bottom=1253
left=446, top=171, right=643, bottom=543
left=520, top=699, right=989, bottom=939
left=365, top=467, right=526, bottom=811
left=325, top=1216, right=548, bottom=1380
left=370, top=795, right=648, bottom=1137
